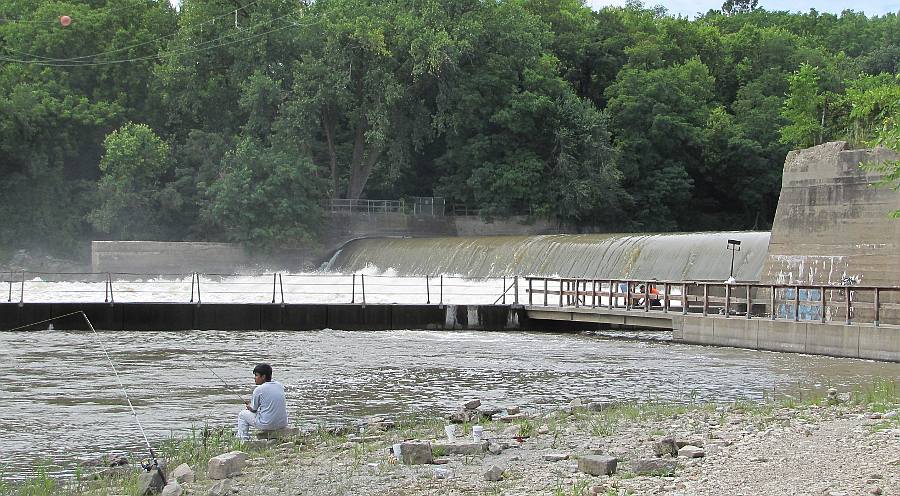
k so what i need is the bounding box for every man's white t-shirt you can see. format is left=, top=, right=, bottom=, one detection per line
left=250, top=380, right=288, bottom=430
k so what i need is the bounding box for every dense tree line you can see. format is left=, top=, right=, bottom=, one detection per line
left=1, top=0, right=898, bottom=252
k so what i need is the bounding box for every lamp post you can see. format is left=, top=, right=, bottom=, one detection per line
left=726, top=239, right=741, bottom=283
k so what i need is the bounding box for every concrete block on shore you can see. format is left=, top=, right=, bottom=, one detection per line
left=257, top=427, right=299, bottom=439
left=432, top=440, right=489, bottom=455
left=400, top=441, right=433, bottom=465
left=578, top=455, right=618, bottom=476
left=677, top=445, right=705, bottom=458
left=208, top=451, right=248, bottom=479
left=630, top=458, right=677, bottom=475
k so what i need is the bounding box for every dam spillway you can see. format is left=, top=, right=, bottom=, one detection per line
left=326, top=231, right=771, bottom=281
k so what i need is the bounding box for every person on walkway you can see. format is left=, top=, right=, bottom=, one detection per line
left=649, top=284, right=661, bottom=307
left=237, top=363, right=288, bottom=440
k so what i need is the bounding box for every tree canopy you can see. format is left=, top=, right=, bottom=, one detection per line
left=1, top=0, right=898, bottom=253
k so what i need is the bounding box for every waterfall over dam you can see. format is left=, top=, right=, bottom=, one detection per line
left=326, top=231, right=771, bottom=281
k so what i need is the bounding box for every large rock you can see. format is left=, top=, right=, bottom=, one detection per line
left=675, top=438, right=704, bottom=448
left=484, top=464, right=504, bottom=482
left=578, top=455, right=618, bottom=476
left=137, top=469, right=166, bottom=495
left=630, top=458, right=678, bottom=475
left=256, top=427, right=300, bottom=439
left=462, top=399, right=481, bottom=410
left=432, top=440, right=489, bottom=455
left=400, top=441, right=433, bottom=465
left=677, top=445, right=705, bottom=458
left=653, top=437, right=678, bottom=457
left=160, top=482, right=183, bottom=496
left=208, top=479, right=232, bottom=496
left=208, top=451, right=248, bottom=479
left=448, top=408, right=479, bottom=424
left=171, top=463, right=194, bottom=484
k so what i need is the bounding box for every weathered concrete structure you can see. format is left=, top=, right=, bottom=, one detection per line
left=91, top=215, right=558, bottom=273
left=760, top=142, right=900, bottom=287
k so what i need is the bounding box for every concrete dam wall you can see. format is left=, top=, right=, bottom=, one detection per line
left=760, top=142, right=900, bottom=287
left=326, top=232, right=771, bottom=281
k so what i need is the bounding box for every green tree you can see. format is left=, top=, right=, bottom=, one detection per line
left=88, top=123, right=171, bottom=238
left=845, top=73, right=900, bottom=217
left=204, top=138, right=326, bottom=246
left=605, top=58, right=715, bottom=230
left=780, top=63, right=824, bottom=148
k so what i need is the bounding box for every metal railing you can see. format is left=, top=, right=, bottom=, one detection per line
left=523, top=277, right=900, bottom=327
left=0, top=270, right=522, bottom=306
left=323, top=197, right=448, bottom=216
left=324, top=199, right=404, bottom=214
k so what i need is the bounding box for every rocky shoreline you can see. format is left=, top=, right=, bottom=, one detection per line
left=72, top=383, right=898, bottom=496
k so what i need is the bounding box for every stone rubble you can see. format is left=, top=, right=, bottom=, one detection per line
left=103, top=394, right=898, bottom=496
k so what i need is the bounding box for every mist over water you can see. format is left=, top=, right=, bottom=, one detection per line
left=2, top=327, right=898, bottom=479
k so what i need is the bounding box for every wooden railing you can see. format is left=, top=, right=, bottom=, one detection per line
left=524, top=277, right=900, bottom=327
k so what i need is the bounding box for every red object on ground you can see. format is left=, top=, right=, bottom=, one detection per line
left=59, top=15, right=71, bottom=27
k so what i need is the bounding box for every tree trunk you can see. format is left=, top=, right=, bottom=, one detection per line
left=321, top=109, right=339, bottom=197
left=346, top=114, right=368, bottom=199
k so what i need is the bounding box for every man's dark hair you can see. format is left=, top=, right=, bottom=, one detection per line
left=253, top=363, right=273, bottom=382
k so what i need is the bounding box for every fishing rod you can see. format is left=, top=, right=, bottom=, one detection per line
left=5, top=311, right=164, bottom=477
left=198, top=359, right=248, bottom=404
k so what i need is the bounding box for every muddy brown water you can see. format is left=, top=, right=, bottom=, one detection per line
left=2, top=328, right=898, bottom=480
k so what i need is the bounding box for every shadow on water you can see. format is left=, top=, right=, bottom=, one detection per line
left=1, top=327, right=899, bottom=480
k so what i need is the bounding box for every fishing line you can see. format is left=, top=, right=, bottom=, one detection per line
left=198, top=358, right=247, bottom=404
left=4, top=311, right=163, bottom=475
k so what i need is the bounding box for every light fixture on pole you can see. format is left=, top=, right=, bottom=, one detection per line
left=726, top=239, right=741, bottom=282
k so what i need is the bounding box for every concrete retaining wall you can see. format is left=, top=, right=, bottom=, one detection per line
left=674, top=314, right=899, bottom=362
left=0, top=302, right=526, bottom=332
left=761, top=142, right=900, bottom=287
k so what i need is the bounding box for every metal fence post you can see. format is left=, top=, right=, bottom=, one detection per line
left=820, top=286, right=826, bottom=323
left=272, top=273, right=277, bottom=303
left=196, top=273, right=202, bottom=305
left=8, top=271, right=13, bottom=302
left=609, top=280, right=614, bottom=309
left=513, top=276, right=519, bottom=306
left=873, top=288, right=880, bottom=327
left=528, top=278, right=533, bottom=305
left=574, top=279, right=580, bottom=308
left=681, top=283, right=687, bottom=314
left=440, top=275, right=443, bottom=305
left=190, top=272, right=195, bottom=302
left=108, top=273, right=114, bottom=305
left=725, top=283, right=731, bottom=318
left=20, top=270, right=25, bottom=304
left=426, top=275, right=431, bottom=304
left=746, top=284, right=751, bottom=319
left=502, top=276, right=507, bottom=305
left=543, top=278, right=548, bottom=306
left=351, top=274, right=356, bottom=303
left=361, top=274, right=366, bottom=306
left=559, top=279, right=563, bottom=307
left=663, top=282, right=669, bottom=313
left=702, top=283, right=708, bottom=316
left=279, top=274, right=284, bottom=305
left=770, top=285, right=776, bottom=320
left=845, top=287, right=851, bottom=325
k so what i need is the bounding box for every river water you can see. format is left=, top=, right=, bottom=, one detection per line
left=2, top=327, right=899, bottom=480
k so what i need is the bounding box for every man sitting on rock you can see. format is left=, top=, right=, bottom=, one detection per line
left=237, top=363, right=288, bottom=440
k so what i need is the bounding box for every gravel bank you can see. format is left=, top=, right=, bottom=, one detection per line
left=172, top=389, right=899, bottom=496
